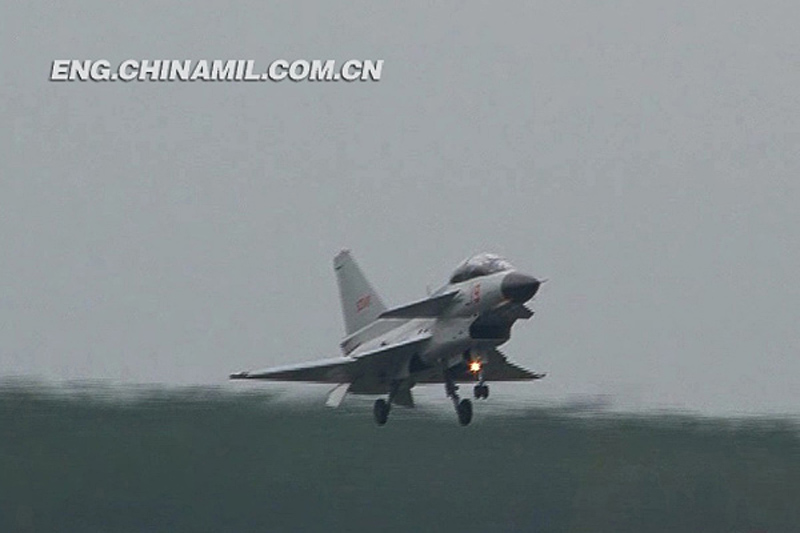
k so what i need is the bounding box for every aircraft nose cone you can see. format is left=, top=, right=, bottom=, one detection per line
left=501, top=272, right=540, bottom=303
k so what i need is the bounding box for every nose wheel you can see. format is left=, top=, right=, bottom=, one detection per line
left=473, top=384, right=489, bottom=399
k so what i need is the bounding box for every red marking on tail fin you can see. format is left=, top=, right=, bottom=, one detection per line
left=356, top=294, right=371, bottom=312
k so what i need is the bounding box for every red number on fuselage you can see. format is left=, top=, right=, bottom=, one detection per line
left=472, top=283, right=481, bottom=303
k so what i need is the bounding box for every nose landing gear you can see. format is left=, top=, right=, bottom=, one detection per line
left=470, top=360, right=490, bottom=400
left=474, top=383, right=489, bottom=399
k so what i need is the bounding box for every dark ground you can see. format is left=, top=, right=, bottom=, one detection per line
left=1, top=384, right=798, bottom=532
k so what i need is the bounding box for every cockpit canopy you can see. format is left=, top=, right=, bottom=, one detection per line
left=449, top=253, right=514, bottom=284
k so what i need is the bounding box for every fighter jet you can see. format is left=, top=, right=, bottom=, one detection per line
left=230, top=251, right=545, bottom=425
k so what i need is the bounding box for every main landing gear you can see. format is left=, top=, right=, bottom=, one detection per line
left=373, top=398, right=390, bottom=425
left=373, top=381, right=399, bottom=426
left=372, top=369, right=482, bottom=426
left=456, top=398, right=473, bottom=426
left=445, top=368, right=473, bottom=426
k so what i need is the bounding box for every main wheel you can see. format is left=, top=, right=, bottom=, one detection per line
left=373, top=398, right=389, bottom=425
left=456, top=398, right=473, bottom=426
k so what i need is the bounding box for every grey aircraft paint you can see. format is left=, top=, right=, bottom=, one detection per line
left=231, top=251, right=544, bottom=425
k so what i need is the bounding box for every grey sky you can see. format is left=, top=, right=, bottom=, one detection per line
left=2, top=1, right=798, bottom=414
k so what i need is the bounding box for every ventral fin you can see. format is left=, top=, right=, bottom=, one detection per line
left=326, top=383, right=350, bottom=408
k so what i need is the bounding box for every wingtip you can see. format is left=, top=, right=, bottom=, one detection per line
left=229, top=371, right=250, bottom=380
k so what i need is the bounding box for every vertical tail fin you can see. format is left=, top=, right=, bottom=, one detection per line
left=333, top=250, right=387, bottom=335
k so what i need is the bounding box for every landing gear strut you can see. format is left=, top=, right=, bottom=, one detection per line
left=445, top=367, right=473, bottom=426
left=466, top=352, right=490, bottom=400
